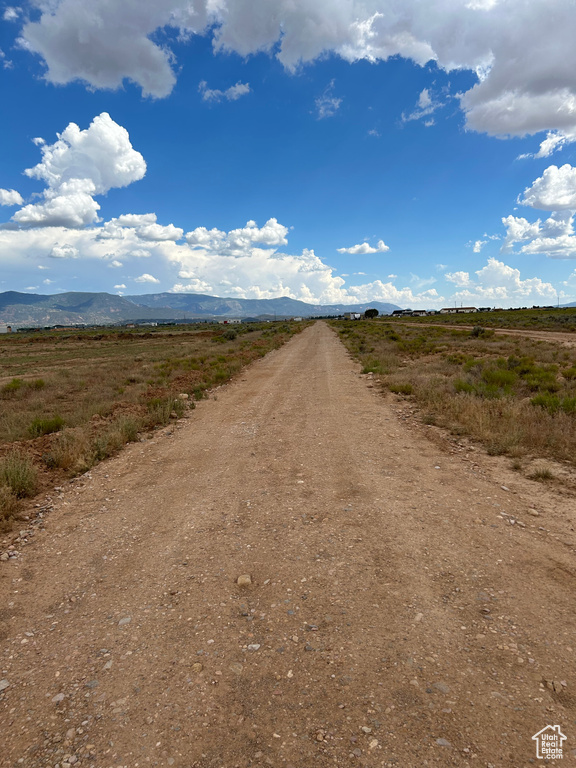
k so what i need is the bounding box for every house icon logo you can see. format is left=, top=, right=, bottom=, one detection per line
left=532, top=725, right=567, bottom=760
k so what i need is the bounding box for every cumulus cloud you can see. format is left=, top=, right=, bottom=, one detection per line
left=499, top=165, right=576, bottom=257
left=49, top=243, right=78, bottom=259
left=13, top=0, right=576, bottom=138
left=502, top=212, right=576, bottom=258
left=0, top=188, right=23, bottom=206
left=445, top=271, right=471, bottom=287
left=315, top=80, right=342, bottom=120
left=12, top=113, right=146, bottom=228
left=199, top=80, right=250, bottom=102
left=337, top=239, right=389, bottom=255
left=134, top=273, right=160, bottom=284
left=472, top=239, right=486, bottom=253
left=448, top=258, right=556, bottom=305
left=520, top=164, right=576, bottom=210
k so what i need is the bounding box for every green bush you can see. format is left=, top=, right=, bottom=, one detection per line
left=29, top=414, right=65, bottom=437
left=1, top=378, right=24, bottom=397
left=481, top=368, right=517, bottom=389
left=454, top=378, right=475, bottom=394
left=0, top=451, right=38, bottom=498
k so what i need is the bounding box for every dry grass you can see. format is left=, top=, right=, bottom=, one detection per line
left=0, top=321, right=309, bottom=529
left=334, top=319, right=576, bottom=466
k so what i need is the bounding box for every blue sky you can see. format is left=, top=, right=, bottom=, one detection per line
left=2, top=1, right=576, bottom=308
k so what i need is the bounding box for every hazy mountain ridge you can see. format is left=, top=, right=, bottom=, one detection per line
left=0, top=291, right=400, bottom=327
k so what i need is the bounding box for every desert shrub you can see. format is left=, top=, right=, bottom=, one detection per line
left=0, top=485, right=20, bottom=525
left=562, top=366, right=576, bottom=380
left=522, top=368, right=560, bottom=392
left=454, top=379, right=475, bottom=394
left=116, top=415, right=141, bottom=443
left=29, top=414, right=65, bottom=437
left=1, top=378, right=24, bottom=397
left=481, top=367, right=517, bottom=389
left=0, top=451, right=38, bottom=498
left=529, top=467, right=555, bottom=481
left=28, top=378, right=46, bottom=390
left=530, top=390, right=576, bottom=414
left=46, top=429, right=89, bottom=470
left=471, top=326, right=494, bottom=338
left=223, top=329, right=237, bottom=340
left=389, top=382, right=413, bottom=395
left=362, top=360, right=386, bottom=374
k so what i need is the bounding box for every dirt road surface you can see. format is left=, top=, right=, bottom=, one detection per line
left=1, top=322, right=575, bottom=768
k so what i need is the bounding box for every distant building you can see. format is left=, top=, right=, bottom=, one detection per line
left=0, top=324, right=12, bottom=334
left=439, top=307, right=478, bottom=314
left=343, top=312, right=362, bottom=320
left=218, top=318, right=242, bottom=324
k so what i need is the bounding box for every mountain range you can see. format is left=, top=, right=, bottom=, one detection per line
left=0, top=291, right=400, bottom=327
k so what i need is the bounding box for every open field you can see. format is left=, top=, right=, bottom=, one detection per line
left=1, top=322, right=575, bottom=767
left=332, top=319, right=576, bottom=478
left=0, top=321, right=308, bottom=530
left=392, top=307, right=576, bottom=332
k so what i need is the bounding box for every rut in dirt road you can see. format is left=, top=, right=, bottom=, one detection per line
left=1, top=321, right=575, bottom=768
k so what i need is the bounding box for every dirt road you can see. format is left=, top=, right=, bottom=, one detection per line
left=404, top=322, right=576, bottom=348
left=1, top=322, right=575, bottom=768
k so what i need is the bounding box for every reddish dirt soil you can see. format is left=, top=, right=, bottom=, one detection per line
left=1, top=322, right=575, bottom=768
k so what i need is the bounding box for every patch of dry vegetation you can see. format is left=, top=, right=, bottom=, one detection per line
left=334, top=319, right=576, bottom=466
left=0, top=321, right=308, bottom=529
left=392, top=306, right=576, bottom=332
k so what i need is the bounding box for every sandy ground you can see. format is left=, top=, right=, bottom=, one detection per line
left=1, top=321, right=575, bottom=768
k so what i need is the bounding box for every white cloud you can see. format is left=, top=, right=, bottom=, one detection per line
left=3, top=7, right=20, bottom=21
left=0, top=188, right=23, bottom=206
left=12, top=113, right=146, bottom=228
left=0, top=214, right=431, bottom=306
left=472, top=239, right=486, bottom=253
left=445, top=271, right=471, bottom=287
left=502, top=211, right=576, bottom=258
left=18, top=1, right=576, bottom=138
left=387, top=273, right=397, bottom=278
left=448, top=257, right=556, bottom=305
left=0, top=47, right=12, bottom=69
left=199, top=80, right=251, bottom=102
left=337, top=239, right=389, bottom=255
left=105, top=214, right=183, bottom=242
left=315, top=80, right=342, bottom=120
left=50, top=243, right=78, bottom=259
left=518, top=131, right=576, bottom=160
left=134, top=273, right=160, bottom=284
left=402, top=88, right=444, bottom=124
left=114, top=283, right=126, bottom=289
left=520, top=164, right=576, bottom=211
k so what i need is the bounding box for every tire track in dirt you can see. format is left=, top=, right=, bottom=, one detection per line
left=1, top=321, right=575, bottom=767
